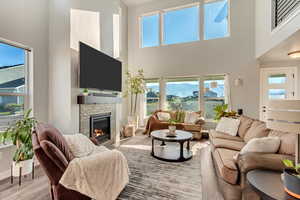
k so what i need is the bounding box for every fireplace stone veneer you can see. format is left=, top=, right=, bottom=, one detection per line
left=79, top=103, right=120, bottom=146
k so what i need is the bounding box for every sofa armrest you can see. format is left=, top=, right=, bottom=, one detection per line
left=237, top=153, right=294, bottom=174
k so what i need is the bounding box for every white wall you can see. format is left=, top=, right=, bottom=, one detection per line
left=256, top=0, right=300, bottom=58
left=49, top=0, right=128, bottom=133
left=128, top=0, right=259, bottom=118
left=0, top=0, right=49, bottom=176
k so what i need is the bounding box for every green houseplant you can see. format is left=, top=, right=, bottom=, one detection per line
left=82, top=88, right=89, bottom=96
left=124, top=69, right=146, bottom=127
left=282, top=159, right=300, bottom=198
left=0, top=109, right=37, bottom=177
left=214, top=104, right=237, bottom=121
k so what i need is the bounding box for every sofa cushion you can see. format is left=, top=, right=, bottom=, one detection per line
left=157, top=112, right=171, bottom=121
left=213, top=148, right=239, bottom=185
left=268, top=130, right=296, bottom=156
left=216, top=117, right=241, bottom=136
left=243, top=120, right=270, bottom=143
left=240, top=137, right=281, bottom=155
left=210, top=130, right=244, bottom=142
left=183, top=124, right=201, bottom=132
left=238, top=115, right=254, bottom=138
left=211, top=138, right=245, bottom=151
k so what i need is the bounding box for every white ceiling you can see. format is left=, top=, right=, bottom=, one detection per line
left=122, top=0, right=159, bottom=6
left=259, top=30, right=300, bottom=64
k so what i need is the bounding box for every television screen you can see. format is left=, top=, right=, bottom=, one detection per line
left=79, top=42, right=122, bottom=92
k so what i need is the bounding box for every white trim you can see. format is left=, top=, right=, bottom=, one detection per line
left=162, top=2, right=200, bottom=12
left=0, top=38, right=32, bottom=52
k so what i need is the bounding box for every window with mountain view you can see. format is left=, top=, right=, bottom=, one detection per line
left=204, top=75, right=225, bottom=119
left=204, top=0, right=229, bottom=40
left=0, top=42, right=27, bottom=131
left=146, top=80, right=160, bottom=116
left=166, top=79, right=199, bottom=111
left=163, top=5, right=199, bottom=45
left=141, top=13, right=160, bottom=48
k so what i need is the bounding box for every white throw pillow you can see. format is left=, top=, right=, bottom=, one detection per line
left=216, top=117, right=241, bottom=136
left=64, top=134, right=95, bottom=158
left=157, top=112, right=171, bottom=121
left=184, top=112, right=201, bottom=124
left=240, top=137, right=281, bottom=155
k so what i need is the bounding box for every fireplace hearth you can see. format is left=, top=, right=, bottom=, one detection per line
left=90, top=113, right=111, bottom=143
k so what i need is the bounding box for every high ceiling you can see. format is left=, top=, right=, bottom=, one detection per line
left=122, top=0, right=158, bottom=6
left=259, top=30, right=300, bottom=64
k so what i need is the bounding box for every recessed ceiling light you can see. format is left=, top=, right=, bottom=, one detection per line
left=288, top=51, right=300, bottom=59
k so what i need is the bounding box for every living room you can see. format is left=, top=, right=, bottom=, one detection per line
left=1, top=0, right=300, bottom=200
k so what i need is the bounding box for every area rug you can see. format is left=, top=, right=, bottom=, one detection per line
left=116, top=134, right=209, bottom=200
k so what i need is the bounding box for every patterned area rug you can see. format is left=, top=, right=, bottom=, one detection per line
left=117, top=134, right=209, bottom=200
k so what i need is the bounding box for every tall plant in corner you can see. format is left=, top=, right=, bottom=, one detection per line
left=0, top=109, right=37, bottom=177
left=124, top=69, right=146, bottom=126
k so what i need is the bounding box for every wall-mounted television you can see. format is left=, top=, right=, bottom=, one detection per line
left=79, top=42, right=122, bottom=92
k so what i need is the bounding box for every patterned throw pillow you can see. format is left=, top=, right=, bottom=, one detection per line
left=175, top=110, right=186, bottom=123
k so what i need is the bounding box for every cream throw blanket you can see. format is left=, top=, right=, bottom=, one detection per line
left=60, top=134, right=129, bottom=200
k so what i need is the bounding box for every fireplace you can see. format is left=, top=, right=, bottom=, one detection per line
left=90, top=113, right=111, bottom=143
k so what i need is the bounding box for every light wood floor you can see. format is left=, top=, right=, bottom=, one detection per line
left=0, top=167, right=50, bottom=200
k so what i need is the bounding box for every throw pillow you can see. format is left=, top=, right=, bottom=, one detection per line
left=216, top=117, right=241, bottom=136
left=240, top=137, right=281, bottom=155
left=243, top=120, right=270, bottom=143
left=184, top=111, right=201, bottom=124
left=157, top=112, right=171, bottom=121
left=175, top=110, right=186, bottom=123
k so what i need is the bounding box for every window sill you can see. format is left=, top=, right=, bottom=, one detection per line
left=0, top=143, right=13, bottom=150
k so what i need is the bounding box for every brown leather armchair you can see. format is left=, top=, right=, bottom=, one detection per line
left=32, top=123, right=93, bottom=200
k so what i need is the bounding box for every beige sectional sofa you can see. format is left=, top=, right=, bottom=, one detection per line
left=210, top=115, right=296, bottom=200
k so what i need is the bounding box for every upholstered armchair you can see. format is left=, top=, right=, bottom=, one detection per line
left=32, top=123, right=97, bottom=200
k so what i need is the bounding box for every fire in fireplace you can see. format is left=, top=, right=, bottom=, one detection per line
left=90, top=113, right=111, bottom=143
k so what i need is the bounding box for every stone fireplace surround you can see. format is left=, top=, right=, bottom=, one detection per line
left=78, top=95, right=121, bottom=146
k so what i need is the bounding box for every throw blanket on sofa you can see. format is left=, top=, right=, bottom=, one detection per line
left=60, top=134, right=130, bottom=200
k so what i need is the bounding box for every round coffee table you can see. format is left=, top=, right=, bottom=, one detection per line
left=151, top=130, right=193, bottom=162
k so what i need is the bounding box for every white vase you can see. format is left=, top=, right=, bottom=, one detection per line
left=168, top=126, right=176, bottom=136
left=12, top=159, right=34, bottom=177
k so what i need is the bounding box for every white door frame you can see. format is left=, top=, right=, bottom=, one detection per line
left=259, top=67, right=298, bottom=121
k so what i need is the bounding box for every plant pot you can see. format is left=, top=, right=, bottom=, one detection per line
left=282, top=169, right=300, bottom=198
left=82, top=92, right=89, bottom=96
left=168, top=126, right=176, bottom=136
left=12, top=159, right=34, bottom=177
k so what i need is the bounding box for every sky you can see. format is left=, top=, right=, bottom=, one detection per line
left=0, top=43, right=25, bottom=67
left=142, top=0, right=228, bottom=47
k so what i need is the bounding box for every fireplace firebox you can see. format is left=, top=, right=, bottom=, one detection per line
left=90, top=113, right=111, bottom=143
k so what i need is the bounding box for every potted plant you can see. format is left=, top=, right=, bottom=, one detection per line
left=214, top=104, right=237, bottom=121
left=282, top=159, right=300, bottom=198
left=0, top=109, right=37, bottom=177
left=82, top=88, right=89, bottom=96
left=167, top=119, right=177, bottom=137
left=124, top=69, right=146, bottom=128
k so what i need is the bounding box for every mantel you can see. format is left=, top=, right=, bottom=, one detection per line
left=77, top=95, right=122, bottom=104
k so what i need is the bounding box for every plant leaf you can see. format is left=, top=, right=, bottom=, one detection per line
left=283, top=159, right=295, bottom=168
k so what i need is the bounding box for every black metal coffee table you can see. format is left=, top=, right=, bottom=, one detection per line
left=151, top=130, right=193, bottom=162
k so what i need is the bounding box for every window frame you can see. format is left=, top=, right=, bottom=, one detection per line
left=139, top=11, right=161, bottom=48
left=203, top=0, right=231, bottom=41
left=203, top=75, right=226, bottom=120
left=165, top=77, right=200, bottom=111
left=145, top=78, right=161, bottom=117
left=0, top=39, right=31, bottom=146
left=161, top=2, right=200, bottom=46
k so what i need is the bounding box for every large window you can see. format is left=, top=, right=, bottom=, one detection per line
left=0, top=42, right=28, bottom=132
left=204, top=0, right=229, bottom=40
left=145, top=80, right=160, bottom=116
left=140, top=13, right=160, bottom=48
left=166, top=78, right=199, bottom=111
left=163, top=5, right=199, bottom=45
left=204, top=75, right=225, bottom=119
